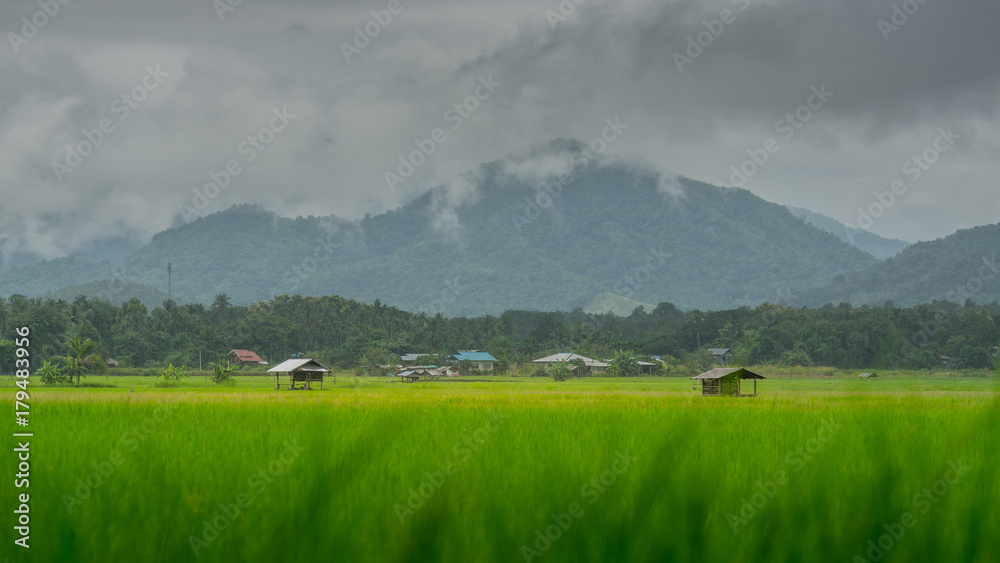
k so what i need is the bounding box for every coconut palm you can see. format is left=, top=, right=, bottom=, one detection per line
left=52, top=337, right=107, bottom=384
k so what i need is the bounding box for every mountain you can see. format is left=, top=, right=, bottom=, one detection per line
left=4, top=140, right=880, bottom=314
left=116, top=140, right=877, bottom=314
left=798, top=223, right=1000, bottom=307
left=0, top=256, right=112, bottom=296
left=785, top=206, right=910, bottom=259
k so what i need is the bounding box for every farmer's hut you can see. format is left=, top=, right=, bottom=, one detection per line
left=691, top=368, right=765, bottom=397
left=267, top=358, right=331, bottom=390
left=858, top=372, right=878, bottom=380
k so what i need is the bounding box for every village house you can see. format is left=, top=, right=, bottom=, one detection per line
left=229, top=349, right=266, bottom=367
left=532, top=353, right=608, bottom=374
left=449, top=350, right=498, bottom=371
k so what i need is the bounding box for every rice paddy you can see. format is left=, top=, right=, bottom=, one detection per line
left=3, top=374, right=998, bottom=562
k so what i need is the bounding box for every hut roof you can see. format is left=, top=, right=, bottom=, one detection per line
left=267, top=359, right=330, bottom=373
left=858, top=372, right=878, bottom=378
left=230, top=349, right=264, bottom=362
left=532, top=353, right=609, bottom=368
left=691, top=368, right=765, bottom=380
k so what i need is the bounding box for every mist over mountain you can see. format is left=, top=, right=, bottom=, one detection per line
left=3, top=140, right=883, bottom=314
left=785, top=206, right=910, bottom=260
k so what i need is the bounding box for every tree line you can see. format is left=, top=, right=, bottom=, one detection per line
left=0, top=293, right=998, bottom=374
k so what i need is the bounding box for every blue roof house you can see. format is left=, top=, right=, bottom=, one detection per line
left=449, top=350, right=498, bottom=371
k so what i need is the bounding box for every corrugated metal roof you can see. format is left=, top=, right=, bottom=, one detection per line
left=451, top=351, right=497, bottom=362
left=401, top=353, right=427, bottom=361
left=708, top=348, right=732, bottom=355
left=267, top=359, right=330, bottom=373
left=533, top=353, right=609, bottom=367
left=692, top=368, right=765, bottom=380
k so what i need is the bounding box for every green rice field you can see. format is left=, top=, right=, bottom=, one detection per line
left=3, top=374, right=998, bottom=562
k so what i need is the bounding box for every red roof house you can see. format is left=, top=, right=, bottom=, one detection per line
left=229, top=349, right=265, bottom=366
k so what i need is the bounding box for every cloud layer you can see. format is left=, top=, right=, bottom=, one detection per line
left=1, top=0, right=998, bottom=263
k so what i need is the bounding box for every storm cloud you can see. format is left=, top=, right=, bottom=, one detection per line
left=1, top=0, right=997, bottom=263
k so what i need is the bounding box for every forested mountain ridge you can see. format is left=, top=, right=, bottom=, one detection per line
left=111, top=140, right=877, bottom=313
left=0, top=139, right=922, bottom=314
left=785, top=206, right=910, bottom=259
left=797, top=223, right=1000, bottom=308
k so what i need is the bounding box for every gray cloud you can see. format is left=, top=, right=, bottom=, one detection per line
left=1, top=0, right=997, bottom=264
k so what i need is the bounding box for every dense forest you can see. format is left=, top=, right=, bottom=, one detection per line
left=2, top=291, right=998, bottom=375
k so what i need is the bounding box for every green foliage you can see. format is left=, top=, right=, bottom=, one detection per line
left=609, top=349, right=640, bottom=377
left=38, top=360, right=72, bottom=385
left=569, top=357, right=590, bottom=377
left=51, top=336, right=107, bottom=384
left=208, top=362, right=240, bottom=385
left=0, top=338, right=15, bottom=373
left=159, top=363, right=188, bottom=383
left=549, top=360, right=572, bottom=382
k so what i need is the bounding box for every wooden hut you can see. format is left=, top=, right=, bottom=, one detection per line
left=858, top=372, right=878, bottom=380
left=692, top=368, right=765, bottom=397
left=267, top=358, right=331, bottom=390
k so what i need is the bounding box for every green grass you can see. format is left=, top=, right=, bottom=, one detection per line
left=2, top=375, right=998, bottom=562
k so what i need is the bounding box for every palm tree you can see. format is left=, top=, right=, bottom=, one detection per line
left=211, top=294, right=231, bottom=323
left=52, top=337, right=108, bottom=384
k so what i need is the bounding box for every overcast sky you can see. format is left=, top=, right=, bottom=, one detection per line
left=1, top=0, right=998, bottom=261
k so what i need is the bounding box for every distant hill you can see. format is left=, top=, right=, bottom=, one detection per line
left=798, top=223, right=1000, bottom=307
left=4, top=139, right=882, bottom=314
left=115, top=140, right=877, bottom=314
left=43, top=279, right=183, bottom=307
left=786, top=206, right=910, bottom=259
left=0, top=256, right=111, bottom=296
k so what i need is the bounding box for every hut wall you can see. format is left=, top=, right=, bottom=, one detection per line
left=701, top=380, right=720, bottom=396
left=719, top=374, right=740, bottom=396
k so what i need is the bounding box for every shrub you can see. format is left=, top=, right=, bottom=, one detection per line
left=159, top=363, right=188, bottom=383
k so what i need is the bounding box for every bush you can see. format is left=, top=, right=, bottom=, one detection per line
left=208, top=362, right=241, bottom=384
left=38, top=361, right=72, bottom=385
left=549, top=361, right=572, bottom=382
left=159, top=364, right=188, bottom=383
